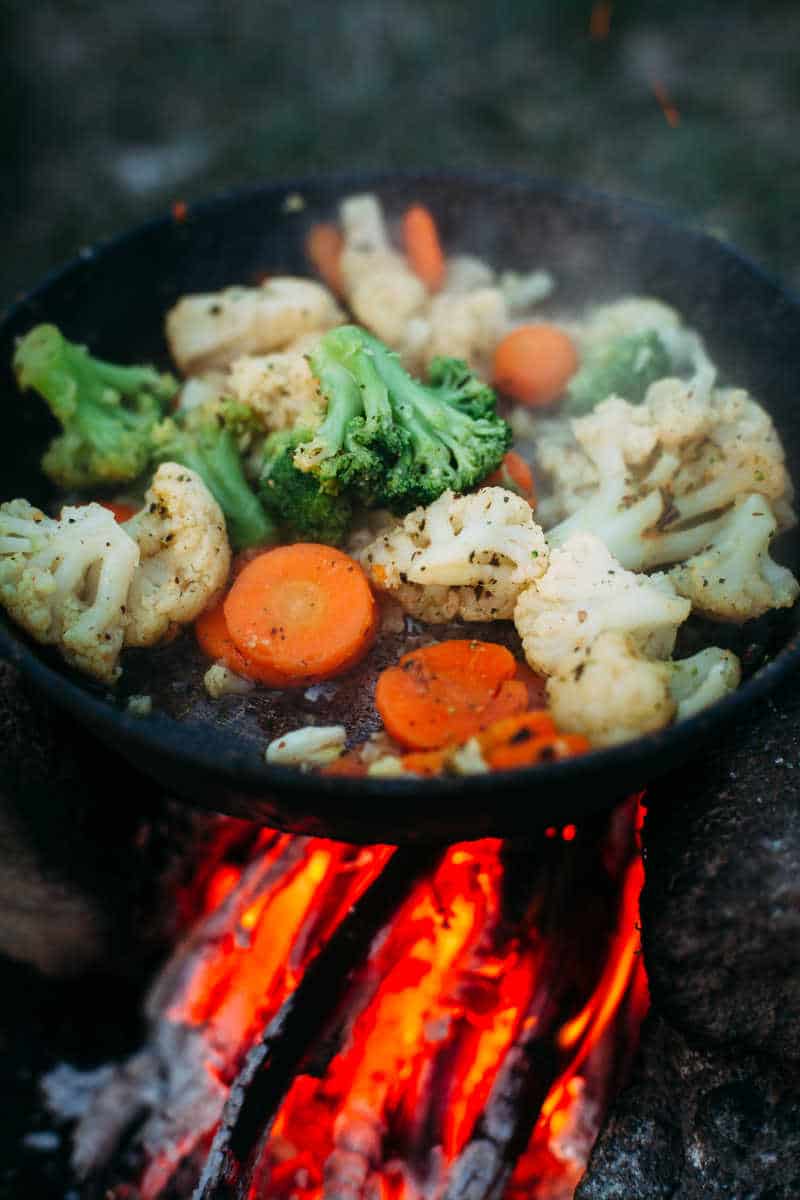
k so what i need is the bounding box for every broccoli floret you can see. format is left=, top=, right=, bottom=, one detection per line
left=563, top=330, right=671, bottom=415
left=150, top=399, right=277, bottom=550
left=297, top=325, right=510, bottom=515
left=424, top=356, right=499, bottom=419
left=14, top=324, right=177, bottom=489
left=260, top=429, right=353, bottom=545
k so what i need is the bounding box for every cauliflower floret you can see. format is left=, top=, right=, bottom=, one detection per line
left=510, top=410, right=600, bottom=528
left=357, top=488, right=548, bottom=623
left=669, top=388, right=794, bottom=525
left=227, top=333, right=324, bottom=433
left=123, top=463, right=231, bottom=646
left=576, top=296, right=717, bottom=390
left=547, top=632, right=676, bottom=748
left=549, top=633, right=742, bottom=748
left=575, top=297, right=683, bottom=355
left=166, top=278, right=344, bottom=375
left=443, top=254, right=496, bottom=294
left=669, top=493, right=800, bottom=622
left=548, top=378, right=795, bottom=572
left=514, top=532, right=690, bottom=677
left=339, top=194, right=428, bottom=349
left=0, top=499, right=139, bottom=683
left=499, top=269, right=555, bottom=315
left=421, top=288, right=508, bottom=376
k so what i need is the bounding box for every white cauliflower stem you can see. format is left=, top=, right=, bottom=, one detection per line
left=339, top=194, right=428, bottom=350
left=123, top=463, right=231, bottom=646
left=514, top=531, right=690, bottom=677
left=547, top=381, right=795, bottom=584
left=166, top=277, right=344, bottom=374
left=668, top=648, right=741, bottom=721
left=669, top=493, right=800, bottom=622
left=0, top=500, right=139, bottom=683
left=357, top=487, right=548, bottom=623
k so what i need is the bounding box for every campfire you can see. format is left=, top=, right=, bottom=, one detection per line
left=2, top=656, right=799, bottom=1199
left=42, top=800, right=647, bottom=1200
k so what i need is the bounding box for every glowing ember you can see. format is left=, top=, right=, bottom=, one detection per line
left=243, top=808, right=647, bottom=1200
left=651, top=79, right=681, bottom=127
left=589, top=1, right=613, bottom=41
left=61, top=805, right=648, bottom=1200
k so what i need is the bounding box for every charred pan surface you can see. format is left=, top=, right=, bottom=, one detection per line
left=119, top=618, right=526, bottom=753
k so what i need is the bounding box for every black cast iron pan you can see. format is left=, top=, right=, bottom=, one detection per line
left=1, top=170, right=799, bottom=844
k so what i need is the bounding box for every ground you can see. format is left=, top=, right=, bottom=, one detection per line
left=2, top=0, right=799, bottom=305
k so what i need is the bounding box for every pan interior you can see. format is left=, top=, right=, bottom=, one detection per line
left=1, top=172, right=799, bottom=839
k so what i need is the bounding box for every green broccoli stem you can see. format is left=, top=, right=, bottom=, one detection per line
left=307, top=357, right=365, bottom=461
left=325, top=326, right=396, bottom=437
left=155, top=424, right=277, bottom=551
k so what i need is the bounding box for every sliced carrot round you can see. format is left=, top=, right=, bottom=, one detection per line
left=196, top=599, right=267, bottom=681
left=101, top=500, right=140, bottom=523
left=513, top=660, right=548, bottom=709
left=306, top=222, right=345, bottom=297
left=224, top=544, right=378, bottom=688
left=375, top=640, right=528, bottom=751
left=402, top=205, right=446, bottom=291
left=401, top=749, right=451, bottom=777
left=478, top=711, right=590, bottom=770
left=484, top=450, right=537, bottom=503
left=322, top=750, right=369, bottom=778
left=493, top=324, right=578, bottom=407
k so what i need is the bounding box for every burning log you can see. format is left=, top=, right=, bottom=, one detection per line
left=197, top=818, right=645, bottom=1200
left=15, top=631, right=646, bottom=1200
left=54, top=833, right=399, bottom=1199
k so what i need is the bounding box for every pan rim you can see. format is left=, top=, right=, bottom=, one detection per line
left=2, top=167, right=799, bottom=814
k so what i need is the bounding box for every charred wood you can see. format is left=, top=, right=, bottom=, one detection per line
left=196, top=845, right=442, bottom=1200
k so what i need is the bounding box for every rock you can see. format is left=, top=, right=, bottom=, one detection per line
left=579, top=669, right=800, bottom=1198
left=641, top=677, right=800, bottom=1064
left=577, top=1016, right=800, bottom=1200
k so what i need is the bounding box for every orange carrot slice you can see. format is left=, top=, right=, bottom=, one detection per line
left=375, top=640, right=528, bottom=751
left=478, top=711, right=590, bottom=770
left=322, top=750, right=369, bottom=778
left=484, top=450, right=537, bottom=503
left=195, top=599, right=273, bottom=682
left=400, top=749, right=451, bottom=776
left=224, top=544, right=378, bottom=688
left=402, top=204, right=446, bottom=291
left=306, top=222, right=345, bottom=297
left=493, top=324, right=578, bottom=407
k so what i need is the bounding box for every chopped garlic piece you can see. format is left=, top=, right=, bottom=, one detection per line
left=449, top=737, right=489, bottom=775
left=266, top=725, right=347, bottom=768
left=366, top=755, right=410, bottom=778
left=203, top=662, right=255, bottom=699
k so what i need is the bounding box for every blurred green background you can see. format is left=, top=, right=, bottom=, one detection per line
left=3, top=0, right=799, bottom=303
